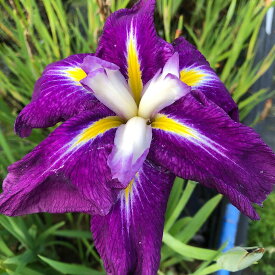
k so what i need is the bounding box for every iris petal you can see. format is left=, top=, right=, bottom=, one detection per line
left=0, top=175, right=94, bottom=216
left=139, top=53, right=190, bottom=119
left=81, top=55, right=120, bottom=73
left=107, top=116, right=152, bottom=186
left=82, top=67, right=138, bottom=120
left=0, top=109, right=123, bottom=216
left=96, top=0, right=173, bottom=84
left=173, top=37, right=239, bottom=121
left=91, top=160, right=174, bottom=274
left=150, top=91, right=275, bottom=220
left=162, top=52, right=180, bottom=77
left=15, top=54, right=98, bottom=137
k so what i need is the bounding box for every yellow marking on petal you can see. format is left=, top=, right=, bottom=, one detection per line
left=67, top=68, right=87, bottom=82
left=127, top=30, right=143, bottom=103
left=152, top=115, right=198, bottom=139
left=180, top=69, right=206, bottom=87
left=73, top=116, right=123, bottom=146
left=125, top=179, right=134, bottom=204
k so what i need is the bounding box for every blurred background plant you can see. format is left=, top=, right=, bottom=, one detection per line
left=0, top=0, right=274, bottom=274
left=247, top=193, right=275, bottom=275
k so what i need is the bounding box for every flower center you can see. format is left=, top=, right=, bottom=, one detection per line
left=80, top=53, right=191, bottom=186
left=81, top=52, right=190, bottom=125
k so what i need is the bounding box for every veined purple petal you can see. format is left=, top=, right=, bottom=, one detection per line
left=0, top=175, right=95, bottom=215
left=0, top=108, right=124, bottom=216
left=150, top=91, right=275, bottom=220
left=96, top=0, right=173, bottom=102
left=91, top=160, right=174, bottom=274
left=173, top=37, right=239, bottom=121
left=15, top=54, right=99, bottom=137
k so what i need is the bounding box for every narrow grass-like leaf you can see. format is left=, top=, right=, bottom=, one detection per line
left=162, top=232, right=218, bottom=261
left=37, top=221, right=65, bottom=243
left=38, top=255, right=104, bottom=275
left=165, top=177, right=184, bottom=219
left=0, top=237, right=14, bottom=257
left=178, top=194, right=222, bottom=243
left=191, top=263, right=221, bottom=275
left=0, top=129, right=15, bottom=163
left=165, top=181, right=197, bottom=231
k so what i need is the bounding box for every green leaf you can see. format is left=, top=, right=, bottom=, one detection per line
left=0, top=216, right=33, bottom=248
left=0, top=237, right=14, bottom=257
left=37, top=221, right=65, bottom=243
left=0, top=129, right=15, bottom=163
left=3, top=250, right=36, bottom=274
left=162, top=232, right=218, bottom=261
left=169, top=217, right=192, bottom=236
left=191, top=263, right=221, bottom=275
left=178, top=194, right=222, bottom=243
left=165, top=181, right=197, bottom=231
left=165, top=177, right=184, bottom=219
left=192, top=243, right=227, bottom=275
left=38, top=255, right=104, bottom=275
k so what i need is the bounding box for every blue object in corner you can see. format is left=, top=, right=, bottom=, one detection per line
left=216, top=203, right=240, bottom=275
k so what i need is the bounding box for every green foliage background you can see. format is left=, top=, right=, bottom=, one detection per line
left=0, top=0, right=274, bottom=274
left=248, top=193, right=275, bottom=275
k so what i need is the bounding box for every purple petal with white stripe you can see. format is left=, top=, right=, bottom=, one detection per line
left=150, top=91, right=275, bottom=219
left=1, top=108, right=122, bottom=216
left=91, top=160, right=174, bottom=274
left=96, top=0, right=173, bottom=84
left=15, top=54, right=99, bottom=137
left=173, top=37, right=239, bottom=121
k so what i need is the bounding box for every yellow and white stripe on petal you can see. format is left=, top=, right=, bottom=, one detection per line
left=45, top=66, right=87, bottom=86
left=152, top=114, right=198, bottom=139
left=120, top=177, right=136, bottom=233
left=39, top=116, right=122, bottom=178
left=152, top=114, right=238, bottom=163
left=73, top=116, right=123, bottom=147
left=126, top=23, right=143, bottom=103
left=40, top=67, right=87, bottom=92
left=66, top=68, right=87, bottom=83
left=180, top=67, right=216, bottom=88
left=124, top=178, right=135, bottom=205
left=120, top=173, right=144, bottom=234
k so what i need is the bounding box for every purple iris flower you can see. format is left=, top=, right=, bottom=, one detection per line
left=0, top=0, right=275, bottom=274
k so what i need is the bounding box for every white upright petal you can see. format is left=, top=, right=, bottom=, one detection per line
left=81, top=55, right=120, bottom=74
left=162, top=52, right=180, bottom=78
left=138, top=52, right=190, bottom=119
left=81, top=68, right=138, bottom=120
left=107, top=116, right=152, bottom=186
left=138, top=73, right=190, bottom=119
